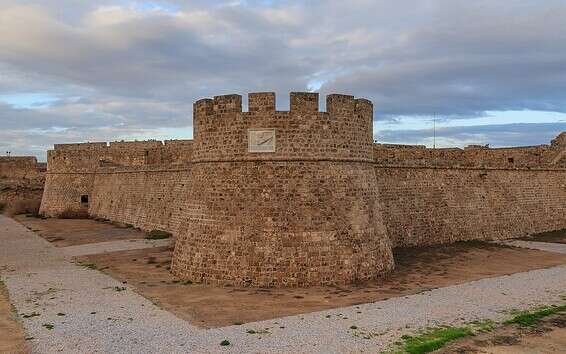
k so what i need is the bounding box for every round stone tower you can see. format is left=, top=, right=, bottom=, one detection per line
left=171, top=92, right=394, bottom=287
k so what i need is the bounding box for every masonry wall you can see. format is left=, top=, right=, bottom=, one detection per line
left=88, top=165, right=192, bottom=233
left=170, top=93, right=394, bottom=287
left=0, top=156, right=45, bottom=210
left=376, top=166, right=566, bottom=248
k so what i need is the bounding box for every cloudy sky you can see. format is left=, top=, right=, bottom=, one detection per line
left=1, top=0, right=565, bottom=160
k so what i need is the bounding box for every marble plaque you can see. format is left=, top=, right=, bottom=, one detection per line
left=248, top=129, right=276, bottom=153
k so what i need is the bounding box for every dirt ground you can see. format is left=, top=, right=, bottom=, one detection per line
left=14, top=215, right=145, bottom=247
left=15, top=216, right=566, bottom=328
left=438, top=312, right=566, bottom=353
left=76, top=241, right=566, bottom=328
left=522, top=229, right=566, bottom=244
left=0, top=280, right=29, bottom=354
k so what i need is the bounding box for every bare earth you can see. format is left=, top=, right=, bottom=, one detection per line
left=15, top=216, right=566, bottom=328
left=0, top=280, right=28, bottom=354
left=438, top=312, right=566, bottom=353
left=14, top=215, right=145, bottom=246
left=76, top=242, right=566, bottom=328
left=4, top=215, right=566, bottom=353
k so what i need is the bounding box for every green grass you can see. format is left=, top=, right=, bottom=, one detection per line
left=22, top=312, right=41, bottom=319
left=77, top=261, right=97, bottom=270
left=504, top=304, right=566, bottom=327
left=390, top=303, right=565, bottom=354
left=220, top=339, right=230, bottom=346
left=398, top=326, right=473, bottom=354
left=145, top=230, right=172, bottom=240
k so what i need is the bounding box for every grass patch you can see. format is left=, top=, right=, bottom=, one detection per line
left=504, top=304, right=566, bottom=327
left=145, top=230, right=172, bottom=240
left=22, top=312, right=41, bottom=319
left=77, top=261, right=97, bottom=270
left=399, top=326, right=473, bottom=354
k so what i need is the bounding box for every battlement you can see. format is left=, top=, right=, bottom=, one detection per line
left=194, top=92, right=373, bottom=116
left=54, top=142, right=108, bottom=151
left=192, top=92, right=375, bottom=162
left=374, top=134, right=566, bottom=168
left=109, top=140, right=164, bottom=148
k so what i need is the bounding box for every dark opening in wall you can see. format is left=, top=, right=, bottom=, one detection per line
left=80, top=195, right=89, bottom=204
left=508, top=157, right=515, bottom=164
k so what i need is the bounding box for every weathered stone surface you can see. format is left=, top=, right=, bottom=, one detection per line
left=38, top=92, right=566, bottom=287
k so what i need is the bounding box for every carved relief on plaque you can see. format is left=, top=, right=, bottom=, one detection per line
left=248, top=129, right=276, bottom=153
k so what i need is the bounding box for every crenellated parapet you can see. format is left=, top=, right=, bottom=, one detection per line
left=191, top=92, right=375, bottom=163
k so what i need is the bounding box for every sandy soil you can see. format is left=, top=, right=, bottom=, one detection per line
left=0, top=280, right=29, bottom=354
left=522, top=229, right=566, bottom=244
left=438, top=312, right=566, bottom=353
left=76, top=241, right=566, bottom=328
left=15, top=215, right=146, bottom=247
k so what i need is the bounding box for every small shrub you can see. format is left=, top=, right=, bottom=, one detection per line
left=145, top=230, right=172, bottom=240
left=220, top=339, right=230, bottom=346
left=42, top=323, right=54, bottom=330
left=58, top=208, right=89, bottom=219
left=0, top=202, right=5, bottom=212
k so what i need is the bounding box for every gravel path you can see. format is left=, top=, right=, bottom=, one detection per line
left=1, top=215, right=565, bottom=354
left=61, top=238, right=172, bottom=256
left=498, top=240, right=566, bottom=254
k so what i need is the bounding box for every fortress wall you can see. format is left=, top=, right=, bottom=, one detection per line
left=376, top=166, right=566, bottom=248
left=88, top=165, right=192, bottom=233
left=0, top=156, right=45, bottom=209
left=40, top=141, right=192, bottom=216
left=374, top=144, right=566, bottom=168
left=146, top=140, right=193, bottom=165
left=0, top=157, right=43, bottom=179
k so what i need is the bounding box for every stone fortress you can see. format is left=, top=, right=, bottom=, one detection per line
left=39, top=92, right=566, bottom=287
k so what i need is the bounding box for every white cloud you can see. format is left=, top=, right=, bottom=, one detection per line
left=0, top=0, right=565, bottom=159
